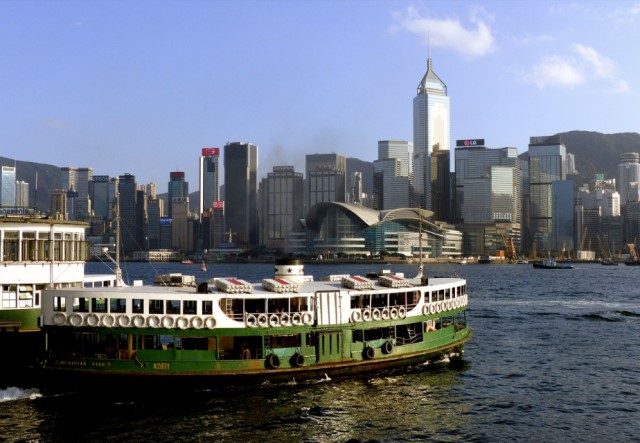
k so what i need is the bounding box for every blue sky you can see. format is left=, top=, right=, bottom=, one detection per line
left=1, top=0, right=638, bottom=192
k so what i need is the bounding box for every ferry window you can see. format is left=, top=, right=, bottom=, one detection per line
left=371, top=293, right=387, bottom=307
left=291, top=297, right=308, bottom=313
left=73, top=297, right=90, bottom=313
left=202, top=300, right=213, bottom=315
left=350, top=295, right=363, bottom=309
left=91, top=298, right=107, bottom=313
left=53, top=296, right=66, bottom=312
left=352, top=330, right=363, bottom=342
left=110, top=298, right=126, bottom=313
left=149, top=299, right=164, bottom=314
left=3, top=231, right=18, bottom=261
left=442, top=316, right=454, bottom=328
left=270, top=334, right=301, bottom=349
left=245, top=298, right=265, bottom=314
left=132, top=299, right=143, bottom=314
left=22, top=232, right=36, bottom=261
left=183, top=300, right=197, bottom=315
left=426, top=291, right=432, bottom=304
left=166, top=300, right=180, bottom=314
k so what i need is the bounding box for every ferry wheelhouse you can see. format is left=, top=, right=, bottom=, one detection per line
left=0, top=214, right=116, bottom=334
left=39, top=260, right=471, bottom=384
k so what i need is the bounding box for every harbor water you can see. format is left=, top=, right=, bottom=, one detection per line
left=2, top=261, right=639, bottom=442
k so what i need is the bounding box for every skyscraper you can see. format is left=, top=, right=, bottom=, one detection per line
left=618, top=152, right=640, bottom=206
left=168, top=172, right=188, bottom=218
left=527, top=135, right=567, bottom=253
left=258, top=166, right=304, bottom=249
left=61, top=167, right=92, bottom=219
left=306, top=153, right=346, bottom=209
left=91, top=175, right=111, bottom=219
left=413, top=57, right=451, bottom=217
left=224, top=142, right=258, bottom=248
left=118, top=173, right=138, bottom=256
left=199, top=147, right=220, bottom=217
left=1, top=166, right=16, bottom=207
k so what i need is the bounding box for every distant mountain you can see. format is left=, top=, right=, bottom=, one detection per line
left=0, top=156, right=60, bottom=211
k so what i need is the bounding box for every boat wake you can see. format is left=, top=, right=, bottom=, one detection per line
left=0, top=386, right=42, bottom=403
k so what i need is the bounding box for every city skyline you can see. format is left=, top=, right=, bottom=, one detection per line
left=1, top=1, right=638, bottom=192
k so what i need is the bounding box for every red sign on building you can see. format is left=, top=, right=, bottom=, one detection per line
left=213, top=200, right=224, bottom=210
left=202, top=147, right=220, bottom=156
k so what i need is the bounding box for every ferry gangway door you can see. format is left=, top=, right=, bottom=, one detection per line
left=314, top=290, right=345, bottom=363
left=313, top=290, right=342, bottom=326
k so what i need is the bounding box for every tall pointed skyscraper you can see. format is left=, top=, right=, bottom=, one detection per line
left=413, top=56, right=451, bottom=220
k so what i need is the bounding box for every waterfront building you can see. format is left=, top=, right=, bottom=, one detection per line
left=76, top=167, right=93, bottom=220
left=301, top=203, right=461, bottom=258
left=454, top=140, right=521, bottom=257
left=224, top=142, right=258, bottom=248
left=373, top=140, right=412, bottom=210
left=350, top=172, right=363, bottom=205
left=1, top=166, right=16, bottom=207
left=413, top=56, right=451, bottom=220
left=60, top=167, right=76, bottom=193
left=199, top=147, right=220, bottom=218
left=526, top=135, right=567, bottom=254
left=576, top=179, right=622, bottom=257
left=258, top=166, right=304, bottom=250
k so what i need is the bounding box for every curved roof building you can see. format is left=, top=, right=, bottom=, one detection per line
left=295, top=202, right=460, bottom=258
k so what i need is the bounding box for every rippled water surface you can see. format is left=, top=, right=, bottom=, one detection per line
left=2, top=261, right=640, bottom=442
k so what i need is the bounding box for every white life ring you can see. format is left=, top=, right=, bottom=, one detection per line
left=398, top=306, right=407, bottom=319
left=429, top=303, right=436, bottom=315
left=162, top=316, right=175, bottom=329
left=280, top=313, right=291, bottom=326
left=381, top=308, right=390, bottom=320
left=204, top=316, right=216, bottom=329
left=86, top=313, right=99, bottom=327
left=435, top=302, right=442, bottom=313
left=390, top=307, right=399, bottom=320
left=257, top=314, right=268, bottom=327
left=245, top=314, right=257, bottom=328
left=132, top=314, right=146, bottom=328
left=362, top=309, right=372, bottom=322
left=70, top=313, right=83, bottom=326
left=52, top=312, right=67, bottom=326
left=117, top=314, right=131, bottom=327
left=191, top=316, right=204, bottom=329
left=102, top=314, right=115, bottom=328
left=447, top=300, right=453, bottom=311
left=147, top=315, right=160, bottom=328
left=176, top=317, right=189, bottom=330
left=422, top=305, right=430, bottom=316
left=372, top=308, right=382, bottom=321
left=269, top=313, right=280, bottom=328
left=302, top=312, right=313, bottom=325
left=291, top=313, right=302, bottom=325
left=351, top=310, right=362, bottom=322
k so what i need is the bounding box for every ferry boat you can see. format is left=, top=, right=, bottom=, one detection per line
left=0, top=213, right=117, bottom=370
left=37, top=259, right=472, bottom=385
left=532, top=257, right=574, bottom=269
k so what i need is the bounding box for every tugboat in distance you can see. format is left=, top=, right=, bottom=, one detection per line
left=532, top=256, right=574, bottom=269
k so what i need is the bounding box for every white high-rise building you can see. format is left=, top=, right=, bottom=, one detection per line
left=1, top=166, right=16, bottom=207
left=374, top=140, right=413, bottom=210
left=618, top=152, right=640, bottom=205
left=413, top=57, right=450, bottom=214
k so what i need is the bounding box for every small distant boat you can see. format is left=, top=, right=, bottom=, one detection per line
left=478, top=255, right=491, bottom=264
left=532, top=257, right=573, bottom=269
left=516, top=259, right=529, bottom=264
left=600, top=258, right=618, bottom=266
left=457, top=259, right=467, bottom=265
left=181, top=259, right=193, bottom=265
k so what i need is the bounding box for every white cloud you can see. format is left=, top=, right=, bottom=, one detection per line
left=394, top=6, right=495, bottom=57
left=524, top=45, right=628, bottom=92
left=524, top=56, right=585, bottom=89
left=573, top=44, right=614, bottom=78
